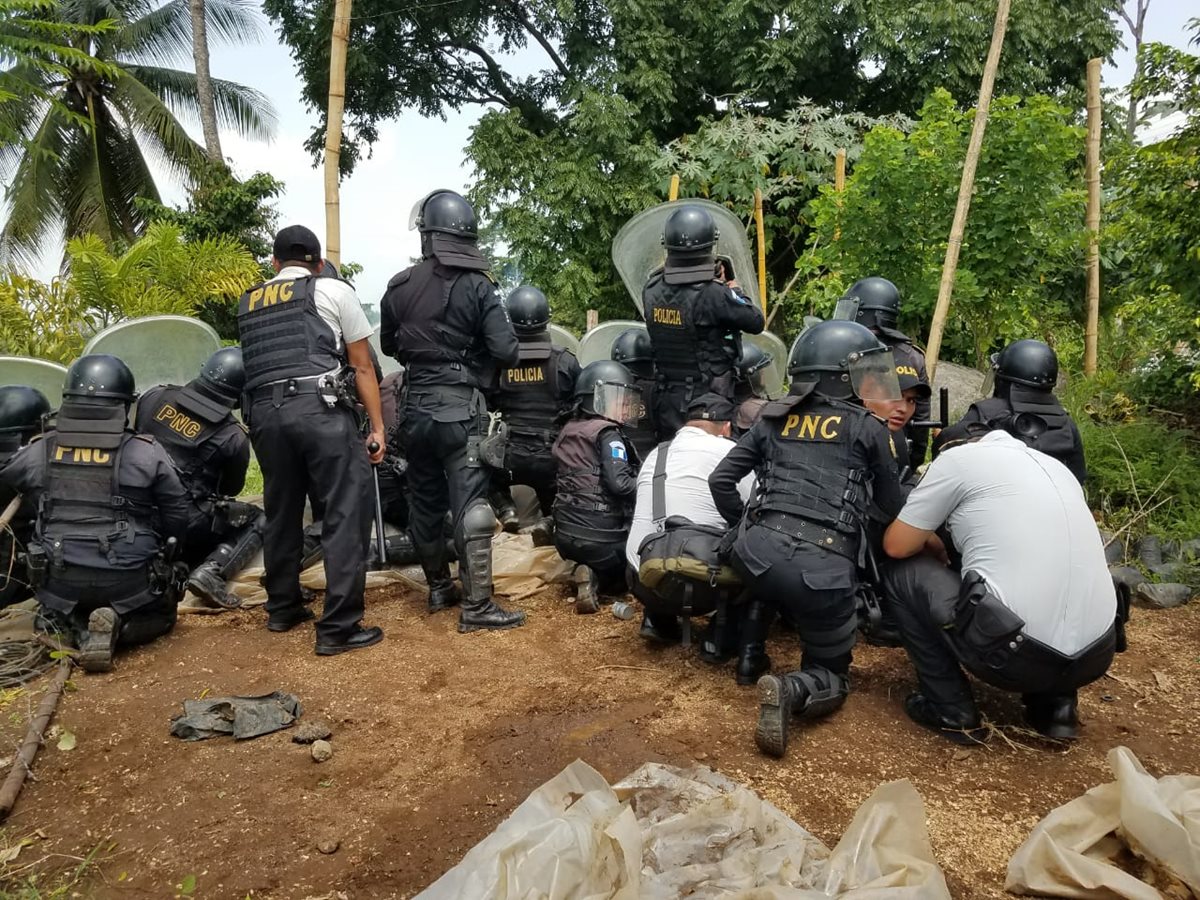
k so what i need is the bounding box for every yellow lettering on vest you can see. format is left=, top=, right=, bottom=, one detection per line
left=262, top=282, right=281, bottom=305
left=247, top=287, right=264, bottom=311
left=798, top=415, right=819, bottom=439
left=54, top=444, right=70, bottom=461
left=652, top=307, right=683, bottom=326
left=278, top=280, right=294, bottom=302
left=93, top=449, right=111, bottom=464
left=819, top=416, right=842, bottom=439
left=73, top=447, right=92, bottom=463
left=780, top=414, right=800, bottom=437
left=507, top=366, right=546, bottom=384
left=154, top=403, right=177, bottom=423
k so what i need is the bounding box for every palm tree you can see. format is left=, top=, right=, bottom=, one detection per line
left=0, top=0, right=275, bottom=265
left=188, top=0, right=221, bottom=161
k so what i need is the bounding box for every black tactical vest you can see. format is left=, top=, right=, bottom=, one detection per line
left=751, top=395, right=874, bottom=536
left=385, top=258, right=481, bottom=384
left=972, top=394, right=1081, bottom=471
left=553, top=418, right=624, bottom=519
left=494, top=336, right=561, bottom=443
left=643, top=275, right=739, bottom=387
left=237, top=275, right=342, bottom=391
left=135, top=385, right=228, bottom=501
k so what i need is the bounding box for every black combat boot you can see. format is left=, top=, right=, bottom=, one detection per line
left=489, top=488, right=520, bottom=534
left=697, top=601, right=738, bottom=664
left=187, top=561, right=241, bottom=609
left=78, top=607, right=120, bottom=673
left=1023, top=693, right=1079, bottom=740
left=573, top=565, right=599, bottom=614
left=754, top=674, right=796, bottom=758
left=458, top=537, right=525, bottom=632
left=530, top=516, right=555, bottom=548
left=418, top=540, right=461, bottom=613
left=904, top=692, right=987, bottom=745
left=735, top=600, right=772, bottom=686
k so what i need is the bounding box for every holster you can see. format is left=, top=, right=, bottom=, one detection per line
left=24, top=542, right=47, bottom=589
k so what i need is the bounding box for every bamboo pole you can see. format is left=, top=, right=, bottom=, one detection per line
left=668, top=174, right=680, bottom=202
left=0, top=659, right=72, bottom=822
left=754, top=188, right=767, bottom=314
left=323, top=0, right=354, bottom=268
left=924, top=0, right=1012, bottom=379
left=586, top=309, right=599, bottom=332
left=833, top=149, right=846, bottom=242
left=1084, top=57, right=1102, bottom=377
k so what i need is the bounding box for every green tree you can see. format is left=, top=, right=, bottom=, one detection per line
left=0, top=0, right=275, bottom=265
left=804, top=90, right=1088, bottom=367
left=0, top=268, right=96, bottom=362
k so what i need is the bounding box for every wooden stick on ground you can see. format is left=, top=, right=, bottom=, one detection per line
left=0, top=658, right=72, bottom=822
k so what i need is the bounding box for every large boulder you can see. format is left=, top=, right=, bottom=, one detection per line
left=931, top=361, right=987, bottom=421
left=1134, top=583, right=1193, bottom=609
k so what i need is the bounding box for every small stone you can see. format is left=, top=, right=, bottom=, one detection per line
left=1109, top=566, right=1144, bottom=590
left=292, top=721, right=333, bottom=744
left=311, top=740, right=333, bottom=762
left=1099, top=531, right=1124, bottom=565
left=316, top=838, right=340, bottom=855
left=1137, top=535, right=1163, bottom=568
left=1148, top=562, right=1183, bottom=582
left=1134, top=583, right=1193, bottom=610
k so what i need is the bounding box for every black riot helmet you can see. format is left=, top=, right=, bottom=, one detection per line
left=409, top=190, right=478, bottom=239
left=736, top=341, right=773, bottom=389
left=574, top=359, right=643, bottom=427
left=662, top=205, right=718, bottom=252
left=835, top=277, right=902, bottom=332
left=610, top=328, right=652, bottom=366
left=993, top=339, right=1058, bottom=393
left=0, top=386, right=51, bottom=440
left=62, top=354, right=136, bottom=403
left=196, top=347, right=245, bottom=404
left=504, top=285, right=550, bottom=334
left=787, top=320, right=900, bottom=402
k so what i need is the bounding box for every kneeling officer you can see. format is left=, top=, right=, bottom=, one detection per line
left=0, top=386, right=52, bottom=607
left=0, top=356, right=190, bottom=672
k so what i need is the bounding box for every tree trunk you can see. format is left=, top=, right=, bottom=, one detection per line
left=324, top=0, right=353, bottom=267
left=1122, top=0, right=1150, bottom=139
left=189, top=0, right=223, bottom=162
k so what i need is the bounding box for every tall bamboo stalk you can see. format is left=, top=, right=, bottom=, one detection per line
left=833, top=148, right=846, bottom=242
left=323, top=0, right=353, bottom=267
left=1084, top=57, right=1102, bottom=376
left=924, top=0, right=1012, bottom=378
left=754, top=188, right=766, bottom=313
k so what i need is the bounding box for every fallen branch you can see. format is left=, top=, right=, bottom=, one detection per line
left=593, top=665, right=661, bottom=673
left=0, top=657, right=72, bottom=822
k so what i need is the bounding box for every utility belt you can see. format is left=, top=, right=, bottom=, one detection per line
left=749, top=510, right=858, bottom=560
left=952, top=571, right=1116, bottom=692
left=244, top=371, right=356, bottom=424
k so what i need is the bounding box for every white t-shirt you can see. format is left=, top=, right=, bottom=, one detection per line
left=898, top=430, right=1114, bottom=655
left=625, top=426, right=755, bottom=570
left=272, top=266, right=373, bottom=353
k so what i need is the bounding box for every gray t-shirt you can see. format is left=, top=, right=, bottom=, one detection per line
left=898, top=431, right=1114, bottom=655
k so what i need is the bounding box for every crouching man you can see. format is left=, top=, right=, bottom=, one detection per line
left=882, top=428, right=1120, bottom=743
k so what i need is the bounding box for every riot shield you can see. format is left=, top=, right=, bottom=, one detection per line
left=578, top=321, right=645, bottom=367
left=0, top=357, right=69, bottom=408
left=612, top=199, right=762, bottom=314
left=83, top=315, right=221, bottom=392
left=369, top=327, right=403, bottom=376
left=548, top=324, right=581, bottom=358
left=744, top=332, right=789, bottom=399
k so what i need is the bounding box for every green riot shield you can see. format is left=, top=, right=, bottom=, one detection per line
left=83, top=315, right=221, bottom=392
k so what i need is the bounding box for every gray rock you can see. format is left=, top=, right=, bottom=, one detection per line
left=1099, top=530, right=1125, bottom=565
left=931, top=362, right=988, bottom=422
left=1138, top=535, right=1164, bottom=568
left=311, top=739, right=333, bottom=762
left=1148, top=562, right=1184, bottom=583
left=1108, top=566, right=1144, bottom=590
left=316, top=837, right=340, bottom=855
left=1134, top=583, right=1193, bottom=609
left=1178, top=538, right=1200, bottom=560
left=292, top=721, right=333, bottom=744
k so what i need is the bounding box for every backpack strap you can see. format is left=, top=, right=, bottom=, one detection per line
left=652, top=439, right=673, bottom=528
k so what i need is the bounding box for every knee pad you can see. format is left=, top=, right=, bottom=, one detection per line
left=460, top=500, right=497, bottom=544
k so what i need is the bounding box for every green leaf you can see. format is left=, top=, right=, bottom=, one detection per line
left=56, top=730, right=76, bottom=751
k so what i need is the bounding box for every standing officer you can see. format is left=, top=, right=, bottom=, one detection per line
left=379, top=189, right=525, bottom=631
left=238, top=225, right=385, bottom=655
left=0, top=356, right=191, bottom=672
left=643, top=205, right=764, bottom=439
left=610, top=328, right=658, bottom=461
left=134, top=348, right=261, bottom=609
left=835, top=277, right=931, bottom=464
left=0, top=386, right=51, bottom=607
left=709, top=321, right=904, bottom=758
left=933, top=339, right=1086, bottom=483
left=488, top=285, right=580, bottom=536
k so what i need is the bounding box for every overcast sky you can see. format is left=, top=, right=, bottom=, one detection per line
left=28, top=0, right=1199, bottom=308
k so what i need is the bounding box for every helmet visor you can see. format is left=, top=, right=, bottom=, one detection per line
left=832, top=296, right=860, bottom=322
left=408, top=194, right=430, bottom=231
left=848, top=348, right=902, bottom=401
left=593, top=381, right=643, bottom=428
left=980, top=353, right=998, bottom=397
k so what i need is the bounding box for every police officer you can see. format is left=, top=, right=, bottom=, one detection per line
left=379, top=190, right=525, bottom=631
left=552, top=360, right=642, bottom=613
left=643, top=205, right=765, bottom=439
left=0, top=356, right=191, bottom=672
left=0, top=386, right=51, bottom=607
left=134, top=348, right=260, bottom=610
left=835, top=277, right=931, bottom=464
left=488, top=285, right=580, bottom=535
left=610, top=328, right=658, bottom=461
left=934, top=339, right=1086, bottom=483
left=238, top=225, right=385, bottom=655
left=709, top=321, right=904, bottom=757
left=733, top=342, right=774, bottom=437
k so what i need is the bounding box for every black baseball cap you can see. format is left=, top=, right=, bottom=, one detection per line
left=686, top=393, right=736, bottom=422
left=272, top=225, right=321, bottom=264
left=896, top=365, right=932, bottom=399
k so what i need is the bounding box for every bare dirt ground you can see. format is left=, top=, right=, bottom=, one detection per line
left=0, top=582, right=1197, bottom=899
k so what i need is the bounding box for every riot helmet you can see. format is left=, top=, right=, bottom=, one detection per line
left=0, top=385, right=51, bottom=442
left=610, top=328, right=652, bottom=366
left=504, top=285, right=550, bottom=334
left=574, top=360, right=643, bottom=427
left=409, top=190, right=478, bottom=239
left=319, top=258, right=340, bottom=279
left=992, top=340, right=1058, bottom=393
left=62, top=354, right=136, bottom=403
left=833, top=277, right=902, bottom=332
left=662, top=205, right=718, bottom=252
left=788, top=320, right=900, bottom=402
left=196, top=347, right=245, bottom=405
left=735, top=342, right=773, bottom=395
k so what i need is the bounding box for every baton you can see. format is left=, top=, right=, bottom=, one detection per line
left=367, top=441, right=387, bottom=568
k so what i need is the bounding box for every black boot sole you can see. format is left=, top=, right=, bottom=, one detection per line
left=315, top=631, right=385, bottom=656
left=458, top=613, right=526, bottom=634
left=755, top=675, right=789, bottom=758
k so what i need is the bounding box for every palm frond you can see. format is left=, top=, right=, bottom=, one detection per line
left=0, top=103, right=72, bottom=266
left=124, top=64, right=275, bottom=141
left=115, top=0, right=192, bottom=66
left=201, top=0, right=263, bottom=47
left=108, top=67, right=206, bottom=179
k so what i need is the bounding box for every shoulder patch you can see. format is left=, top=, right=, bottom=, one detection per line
left=386, top=269, right=413, bottom=289
left=608, top=440, right=628, bottom=461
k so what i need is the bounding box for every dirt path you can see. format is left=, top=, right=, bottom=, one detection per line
left=0, top=584, right=1196, bottom=899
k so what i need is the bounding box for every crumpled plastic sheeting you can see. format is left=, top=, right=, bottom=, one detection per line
left=416, top=760, right=951, bottom=899
left=169, top=691, right=302, bottom=741
left=1006, top=746, right=1200, bottom=898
